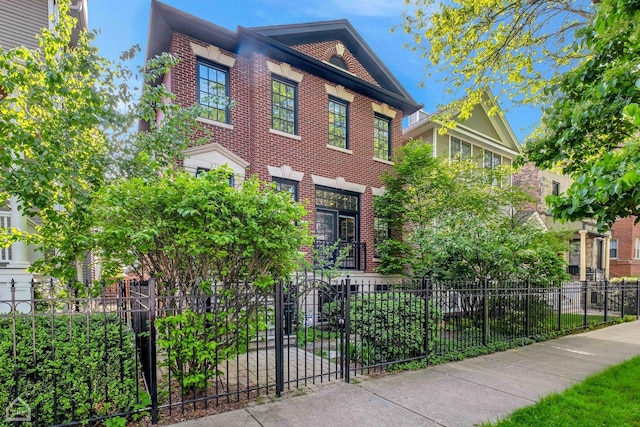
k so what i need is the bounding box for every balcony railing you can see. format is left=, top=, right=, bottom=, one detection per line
left=313, top=240, right=366, bottom=271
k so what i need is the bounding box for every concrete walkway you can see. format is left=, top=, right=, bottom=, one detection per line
left=167, top=320, right=640, bottom=427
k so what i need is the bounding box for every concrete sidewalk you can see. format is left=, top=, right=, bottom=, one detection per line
left=168, top=320, right=640, bottom=427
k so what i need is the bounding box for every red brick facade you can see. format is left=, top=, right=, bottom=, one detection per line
left=151, top=9, right=420, bottom=275
left=610, top=216, right=640, bottom=277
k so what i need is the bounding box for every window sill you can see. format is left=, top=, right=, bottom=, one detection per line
left=270, top=128, right=302, bottom=141
left=373, top=157, right=394, bottom=166
left=372, top=257, right=382, bottom=263
left=197, top=117, right=234, bottom=130
left=326, top=144, right=353, bottom=155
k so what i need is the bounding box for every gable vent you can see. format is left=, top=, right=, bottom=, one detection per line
left=329, top=55, right=348, bottom=71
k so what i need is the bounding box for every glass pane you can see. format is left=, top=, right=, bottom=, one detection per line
left=316, top=211, right=336, bottom=242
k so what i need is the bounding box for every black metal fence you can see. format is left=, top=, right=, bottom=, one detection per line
left=1, top=276, right=638, bottom=426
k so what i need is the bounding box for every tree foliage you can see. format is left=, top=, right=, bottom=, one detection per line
left=0, top=0, right=216, bottom=280
left=91, top=169, right=310, bottom=295
left=522, top=0, right=640, bottom=229
left=375, top=139, right=569, bottom=283
left=0, top=1, right=125, bottom=279
left=399, top=0, right=594, bottom=126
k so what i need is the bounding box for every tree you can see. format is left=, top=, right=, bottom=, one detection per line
left=91, top=169, right=310, bottom=296
left=0, top=1, right=125, bottom=280
left=522, top=0, right=640, bottom=229
left=399, top=0, right=594, bottom=126
left=91, top=169, right=310, bottom=391
left=0, top=0, right=215, bottom=281
left=375, top=139, right=569, bottom=283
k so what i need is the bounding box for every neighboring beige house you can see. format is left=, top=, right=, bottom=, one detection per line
left=403, top=90, right=522, bottom=176
left=0, top=0, right=88, bottom=307
left=513, top=164, right=611, bottom=282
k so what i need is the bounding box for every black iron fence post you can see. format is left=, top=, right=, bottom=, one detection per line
left=525, top=280, right=530, bottom=337
left=148, top=276, right=159, bottom=425
left=483, top=277, right=489, bottom=346
left=423, top=276, right=430, bottom=363
left=583, top=280, right=588, bottom=329
left=604, top=279, right=609, bottom=322
left=274, top=279, right=284, bottom=397
left=557, top=285, right=562, bottom=332
left=344, top=276, right=351, bottom=384
left=621, top=280, right=625, bottom=318
left=637, top=280, right=640, bottom=318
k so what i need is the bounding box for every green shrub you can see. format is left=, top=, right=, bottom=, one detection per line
left=156, top=307, right=270, bottom=392
left=324, top=292, right=442, bottom=364
left=0, top=314, right=139, bottom=427
left=490, top=295, right=553, bottom=336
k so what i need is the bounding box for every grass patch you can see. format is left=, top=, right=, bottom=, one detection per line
left=486, top=355, right=640, bottom=426
left=557, top=313, right=605, bottom=329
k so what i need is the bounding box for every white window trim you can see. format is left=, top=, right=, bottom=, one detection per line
left=267, top=60, right=303, bottom=82
left=373, top=157, right=394, bottom=166
left=267, top=165, right=304, bottom=182
left=326, top=144, right=353, bottom=155
left=190, top=42, right=236, bottom=68
left=635, top=238, right=640, bottom=259
left=196, top=117, right=234, bottom=130
left=311, top=175, right=366, bottom=194
left=269, top=128, right=302, bottom=141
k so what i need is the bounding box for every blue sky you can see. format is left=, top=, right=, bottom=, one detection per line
left=88, top=0, right=541, bottom=143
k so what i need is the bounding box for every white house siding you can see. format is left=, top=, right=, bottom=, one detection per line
left=0, top=0, right=49, bottom=50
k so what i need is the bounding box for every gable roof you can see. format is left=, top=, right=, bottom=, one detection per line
left=146, top=0, right=422, bottom=116
left=403, top=88, right=521, bottom=155
left=250, top=20, right=414, bottom=102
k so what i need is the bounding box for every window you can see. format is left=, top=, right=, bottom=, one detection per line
left=373, top=217, right=390, bottom=259
left=273, top=177, right=298, bottom=201
left=272, top=77, right=297, bottom=134
left=0, top=213, right=11, bottom=262
left=197, top=59, right=229, bottom=123
left=450, top=137, right=471, bottom=161
left=483, top=149, right=502, bottom=169
left=635, top=238, right=640, bottom=259
left=328, top=97, right=349, bottom=149
left=552, top=181, right=560, bottom=196
left=195, top=167, right=234, bottom=187
left=610, top=239, right=619, bottom=259
left=374, top=115, right=391, bottom=161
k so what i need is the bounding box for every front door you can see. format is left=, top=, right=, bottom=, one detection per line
left=315, top=187, right=360, bottom=270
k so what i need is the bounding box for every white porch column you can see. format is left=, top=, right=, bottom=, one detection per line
left=579, top=229, right=588, bottom=281
left=604, top=236, right=611, bottom=279
left=8, top=196, right=29, bottom=268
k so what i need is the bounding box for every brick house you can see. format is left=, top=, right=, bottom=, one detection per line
left=609, top=217, right=640, bottom=277
left=146, top=1, right=422, bottom=277
left=513, top=163, right=612, bottom=281
left=0, top=0, right=88, bottom=300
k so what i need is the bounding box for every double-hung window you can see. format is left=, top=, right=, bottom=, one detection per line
left=197, top=59, right=229, bottom=123
left=374, top=115, right=391, bottom=161
left=272, top=77, right=297, bottom=135
left=273, top=177, right=298, bottom=202
left=328, top=97, right=349, bottom=149
left=635, top=238, right=640, bottom=259
left=610, top=239, right=619, bottom=259
left=483, top=149, right=502, bottom=169
left=450, top=137, right=471, bottom=161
